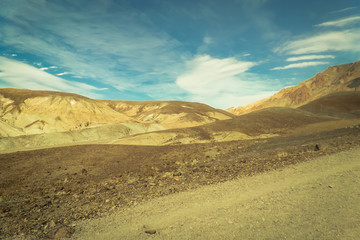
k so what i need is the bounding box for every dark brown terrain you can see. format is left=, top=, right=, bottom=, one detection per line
left=1, top=125, right=360, bottom=239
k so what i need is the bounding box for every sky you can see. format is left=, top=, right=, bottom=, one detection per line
left=0, top=0, right=359, bottom=109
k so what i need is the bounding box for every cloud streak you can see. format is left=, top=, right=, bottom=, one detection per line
left=276, top=30, right=360, bottom=54
left=286, top=55, right=335, bottom=62
left=0, top=0, right=184, bottom=94
left=271, top=61, right=329, bottom=70
left=0, top=57, right=104, bottom=98
left=316, top=16, right=360, bottom=27
left=330, top=7, right=357, bottom=14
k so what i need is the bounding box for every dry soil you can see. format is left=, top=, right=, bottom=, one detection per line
left=72, top=147, right=360, bottom=240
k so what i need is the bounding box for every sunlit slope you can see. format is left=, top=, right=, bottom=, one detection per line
left=102, top=100, right=234, bottom=129
left=0, top=88, right=234, bottom=138
left=228, top=61, right=360, bottom=115
left=110, top=91, right=360, bottom=146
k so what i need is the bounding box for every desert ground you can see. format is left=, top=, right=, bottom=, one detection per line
left=1, top=62, right=360, bottom=239
left=72, top=146, right=360, bottom=240
left=1, top=125, right=360, bottom=239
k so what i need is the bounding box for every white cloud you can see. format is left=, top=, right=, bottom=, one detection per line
left=316, top=16, right=360, bottom=27
left=0, top=57, right=103, bottom=98
left=276, top=30, right=360, bottom=54
left=243, top=53, right=251, bottom=57
left=331, top=7, right=357, bottom=14
left=0, top=0, right=184, bottom=94
left=176, top=55, right=256, bottom=95
left=57, top=72, right=70, bottom=76
left=271, top=61, right=329, bottom=70
left=39, top=66, right=57, bottom=71
left=176, top=55, right=277, bottom=108
left=286, top=55, right=335, bottom=62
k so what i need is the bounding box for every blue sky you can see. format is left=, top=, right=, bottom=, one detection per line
left=0, top=0, right=359, bottom=109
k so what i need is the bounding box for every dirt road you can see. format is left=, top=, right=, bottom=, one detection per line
left=72, top=147, right=360, bottom=240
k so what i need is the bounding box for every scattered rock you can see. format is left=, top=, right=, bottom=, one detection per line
left=277, top=152, right=288, bottom=159
left=314, top=144, right=320, bottom=151
left=49, top=220, right=56, bottom=228
left=126, top=176, right=139, bottom=184
left=47, top=224, right=75, bottom=239
left=145, top=229, right=157, bottom=235
left=162, top=172, right=172, bottom=178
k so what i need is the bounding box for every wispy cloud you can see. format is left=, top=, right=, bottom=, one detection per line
left=0, top=57, right=104, bottom=98
left=0, top=0, right=184, bottom=94
left=276, top=30, right=360, bottom=54
left=330, top=7, right=357, bottom=14
left=286, top=55, right=335, bottom=62
left=176, top=55, right=256, bottom=95
left=176, top=55, right=277, bottom=108
left=271, top=61, right=329, bottom=70
left=316, top=16, right=360, bottom=27
left=57, top=72, right=71, bottom=76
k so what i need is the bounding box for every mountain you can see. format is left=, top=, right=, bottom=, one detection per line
left=0, top=88, right=233, bottom=139
left=110, top=91, right=360, bottom=146
left=228, top=61, right=360, bottom=115
left=101, top=100, right=233, bottom=129
left=299, top=91, right=360, bottom=118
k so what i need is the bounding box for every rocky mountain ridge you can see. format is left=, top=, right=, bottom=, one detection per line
left=228, top=61, right=360, bottom=115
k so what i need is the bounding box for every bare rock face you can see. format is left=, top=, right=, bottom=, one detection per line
left=228, top=61, right=360, bottom=115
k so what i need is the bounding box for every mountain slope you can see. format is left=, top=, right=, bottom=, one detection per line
left=299, top=91, right=360, bottom=118
left=228, top=61, right=360, bottom=115
left=110, top=107, right=333, bottom=146
left=111, top=91, right=360, bottom=146
left=0, top=88, right=132, bottom=136
left=102, top=100, right=233, bottom=129
left=0, top=88, right=233, bottom=139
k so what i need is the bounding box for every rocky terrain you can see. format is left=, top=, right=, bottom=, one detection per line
left=1, top=61, right=360, bottom=239
left=228, top=61, right=360, bottom=115
left=1, top=126, right=360, bottom=239
left=109, top=91, right=360, bottom=145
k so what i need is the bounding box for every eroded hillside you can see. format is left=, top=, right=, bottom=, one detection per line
left=0, top=88, right=234, bottom=151
left=228, top=61, right=360, bottom=115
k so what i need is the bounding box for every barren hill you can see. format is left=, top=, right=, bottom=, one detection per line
left=228, top=61, right=360, bottom=115
left=299, top=91, right=360, bottom=118
left=0, top=88, right=132, bottom=136
left=0, top=88, right=233, bottom=138
left=102, top=100, right=233, bottom=129
left=111, top=91, right=360, bottom=146
left=0, top=88, right=234, bottom=151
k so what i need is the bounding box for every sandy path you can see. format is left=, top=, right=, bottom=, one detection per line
left=72, top=147, right=360, bottom=240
